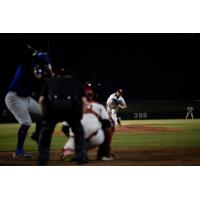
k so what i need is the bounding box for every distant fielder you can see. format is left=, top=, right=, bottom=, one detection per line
left=186, top=105, right=194, bottom=119
left=106, top=89, right=127, bottom=127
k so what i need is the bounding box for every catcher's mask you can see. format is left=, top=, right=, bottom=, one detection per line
left=84, top=86, right=95, bottom=101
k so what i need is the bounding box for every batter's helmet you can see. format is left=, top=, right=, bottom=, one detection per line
left=33, top=51, right=50, bottom=65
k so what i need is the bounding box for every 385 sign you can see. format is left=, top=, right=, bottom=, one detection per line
left=134, top=112, right=148, bottom=119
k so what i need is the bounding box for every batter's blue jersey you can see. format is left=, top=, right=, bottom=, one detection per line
left=8, top=64, right=33, bottom=97
left=8, top=51, right=51, bottom=97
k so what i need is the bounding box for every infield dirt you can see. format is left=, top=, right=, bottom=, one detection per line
left=1, top=147, right=200, bottom=166
left=0, top=123, right=199, bottom=166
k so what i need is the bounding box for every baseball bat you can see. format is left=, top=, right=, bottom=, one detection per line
left=15, top=35, right=37, bottom=55
left=16, top=35, right=55, bottom=77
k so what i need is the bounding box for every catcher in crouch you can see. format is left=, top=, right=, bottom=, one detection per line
left=60, top=86, right=115, bottom=161
left=106, top=89, right=127, bottom=127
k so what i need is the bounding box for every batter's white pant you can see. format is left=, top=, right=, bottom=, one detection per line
left=5, top=92, right=42, bottom=126
left=63, top=113, right=105, bottom=151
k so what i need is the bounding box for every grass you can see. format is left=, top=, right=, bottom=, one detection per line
left=0, top=119, right=200, bottom=152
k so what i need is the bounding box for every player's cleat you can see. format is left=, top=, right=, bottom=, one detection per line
left=76, top=157, right=88, bottom=165
left=117, top=117, right=121, bottom=126
left=31, top=132, right=39, bottom=144
left=97, top=153, right=115, bottom=161
left=13, top=149, right=32, bottom=159
left=60, top=148, right=75, bottom=161
left=101, top=156, right=114, bottom=161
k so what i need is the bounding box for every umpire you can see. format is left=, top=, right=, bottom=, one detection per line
left=38, top=68, right=88, bottom=165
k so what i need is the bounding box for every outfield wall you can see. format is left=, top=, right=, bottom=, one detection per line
left=115, top=100, right=200, bottom=120
left=1, top=100, right=200, bottom=122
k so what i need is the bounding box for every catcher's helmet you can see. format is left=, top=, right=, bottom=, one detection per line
left=84, top=86, right=95, bottom=101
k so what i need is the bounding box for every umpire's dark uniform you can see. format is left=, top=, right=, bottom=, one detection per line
left=38, top=69, right=87, bottom=165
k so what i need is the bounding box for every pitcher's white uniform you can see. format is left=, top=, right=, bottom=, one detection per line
left=63, top=101, right=110, bottom=155
left=106, top=92, right=127, bottom=127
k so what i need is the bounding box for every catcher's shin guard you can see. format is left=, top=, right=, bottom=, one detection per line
left=62, top=125, right=70, bottom=137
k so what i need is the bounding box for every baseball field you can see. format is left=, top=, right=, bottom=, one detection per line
left=0, top=119, right=200, bottom=166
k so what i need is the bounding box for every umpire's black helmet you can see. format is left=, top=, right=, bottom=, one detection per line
left=56, top=67, right=73, bottom=77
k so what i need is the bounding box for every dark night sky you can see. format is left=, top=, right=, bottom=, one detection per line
left=0, top=33, right=199, bottom=102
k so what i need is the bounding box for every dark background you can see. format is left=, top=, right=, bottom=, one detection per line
left=0, top=33, right=198, bottom=103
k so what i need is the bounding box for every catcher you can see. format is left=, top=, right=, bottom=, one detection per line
left=60, top=86, right=115, bottom=161
left=106, top=89, right=127, bottom=127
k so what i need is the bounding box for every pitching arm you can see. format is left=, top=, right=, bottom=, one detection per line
left=118, top=97, right=127, bottom=109
left=118, top=104, right=127, bottom=109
